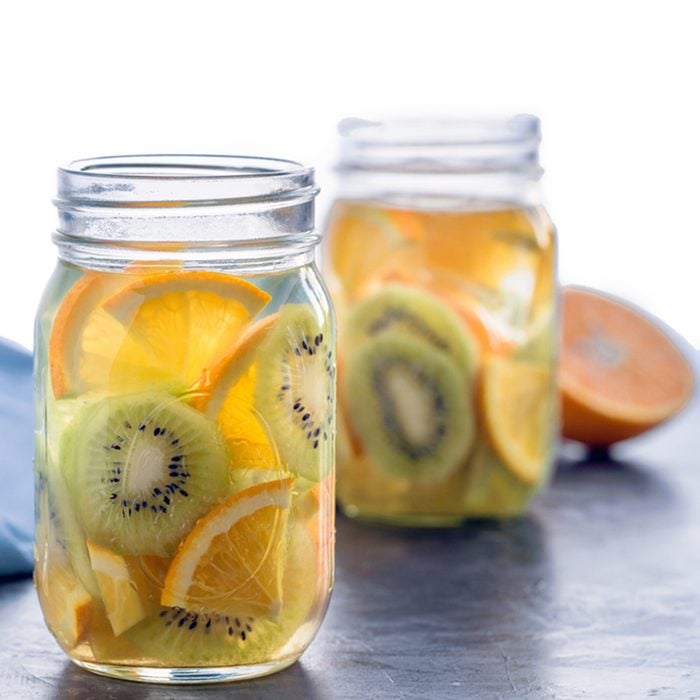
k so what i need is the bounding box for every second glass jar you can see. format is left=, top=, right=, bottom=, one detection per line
left=323, top=117, right=558, bottom=525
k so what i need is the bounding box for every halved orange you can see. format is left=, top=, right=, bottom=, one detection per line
left=480, top=356, right=554, bottom=485
left=161, top=479, right=293, bottom=618
left=560, top=287, right=695, bottom=445
left=49, top=270, right=270, bottom=396
left=194, top=314, right=281, bottom=471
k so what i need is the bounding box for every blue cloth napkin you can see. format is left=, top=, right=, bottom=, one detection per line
left=0, top=338, right=34, bottom=577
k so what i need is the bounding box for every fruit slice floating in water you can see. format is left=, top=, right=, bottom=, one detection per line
left=102, top=271, right=270, bottom=392
left=560, top=287, right=694, bottom=445
left=463, top=441, right=539, bottom=517
left=35, top=490, right=93, bottom=649
left=86, top=541, right=147, bottom=636
left=326, top=203, right=424, bottom=296
left=49, top=271, right=142, bottom=398
left=49, top=270, right=270, bottom=396
left=346, top=283, right=479, bottom=379
left=254, top=305, right=335, bottom=481
left=195, top=314, right=282, bottom=472
left=128, top=507, right=317, bottom=666
left=480, top=356, right=553, bottom=485
left=345, top=333, right=474, bottom=482
left=62, top=392, right=230, bottom=557
left=161, top=479, right=293, bottom=618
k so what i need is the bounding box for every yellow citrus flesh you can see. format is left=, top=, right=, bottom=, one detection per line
left=560, top=287, right=695, bottom=444
left=86, top=541, right=147, bottom=636
left=326, top=202, right=425, bottom=297
left=480, top=357, right=553, bottom=485
left=49, top=270, right=270, bottom=397
left=195, top=314, right=281, bottom=471
left=102, top=271, right=270, bottom=392
left=38, top=566, right=93, bottom=649
left=161, top=479, right=293, bottom=619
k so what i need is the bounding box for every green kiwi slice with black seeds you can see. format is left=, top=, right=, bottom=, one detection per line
left=62, top=392, right=230, bottom=557
left=254, top=304, right=334, bottom=482
left=346, top=283, right=479, bottom=378
left=345, top=333, right=474, bottom=482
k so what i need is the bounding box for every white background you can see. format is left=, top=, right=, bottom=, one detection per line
left=1, top=1, right=698, bottom=349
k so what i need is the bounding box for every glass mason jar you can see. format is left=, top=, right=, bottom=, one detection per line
left=323, top=116, right=557, bottom=525
left=34, top=156, right=335, bottom=683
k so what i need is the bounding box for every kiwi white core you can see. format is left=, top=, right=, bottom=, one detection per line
left=126, top=441, right=169, bottom=494
left=385, top=368, right=434, bottom=447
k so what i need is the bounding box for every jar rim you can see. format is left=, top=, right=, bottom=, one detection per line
left=338, top=115, right=540, bottom=146
left=337, top=115, right=542, bottom=175
left=56, top=154, right=317, bottom=207
left=59, top=154, right=313, bottom=181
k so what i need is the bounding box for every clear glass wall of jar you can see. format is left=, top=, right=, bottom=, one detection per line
left=34, top=156, right=335, bottom=683
left=323, top=117, right=557, bottom=525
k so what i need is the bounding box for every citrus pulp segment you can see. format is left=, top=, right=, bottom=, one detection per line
left=195, top=314, right=282, bottom=472
left=86, top=541, right=147, bottom=636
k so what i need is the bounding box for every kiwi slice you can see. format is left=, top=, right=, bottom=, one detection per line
left=255, top=305, right=334, bottom=481
left=346, top=283, right=478, bottom=378
left=345, top=333, right=474, bottom=482
left=62, top=392, right=230, bottom=557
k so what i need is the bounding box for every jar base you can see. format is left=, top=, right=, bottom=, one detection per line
left=341, top=503, right=469, bottom=528
left=71, top=653, right=301, bottom=685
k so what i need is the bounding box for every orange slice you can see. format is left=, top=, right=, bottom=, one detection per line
left=326, top=202, right=424, bottom=295
left=50, top=270, right=270, bottom=397
left=480, top=356, right=554, bottom=485
left=86, top=542, right=147, bottom=636
left=103, top=271, right=270, bottom=391
left=34, top=485, right=93, bottom=648
left=49, top=271, right=141, bottom=398
left=161, top=479, right=293, bottom=618
left=560, top=287, right=695, bottom=445
left=194, top=314, right=281, bottom=471
left=420, top=208, right=548, bottom=291
left=37, top=566, right=93, bottom=649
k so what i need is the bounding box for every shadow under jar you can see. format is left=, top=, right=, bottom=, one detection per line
left=323, top=116, right=558, bottom=526
left=34, top=156, right=335, bottom=683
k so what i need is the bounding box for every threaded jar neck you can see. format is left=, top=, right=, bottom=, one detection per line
left=336, top=116, right=544, bottom=207
left=54, top=155, right=320, bottom=272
